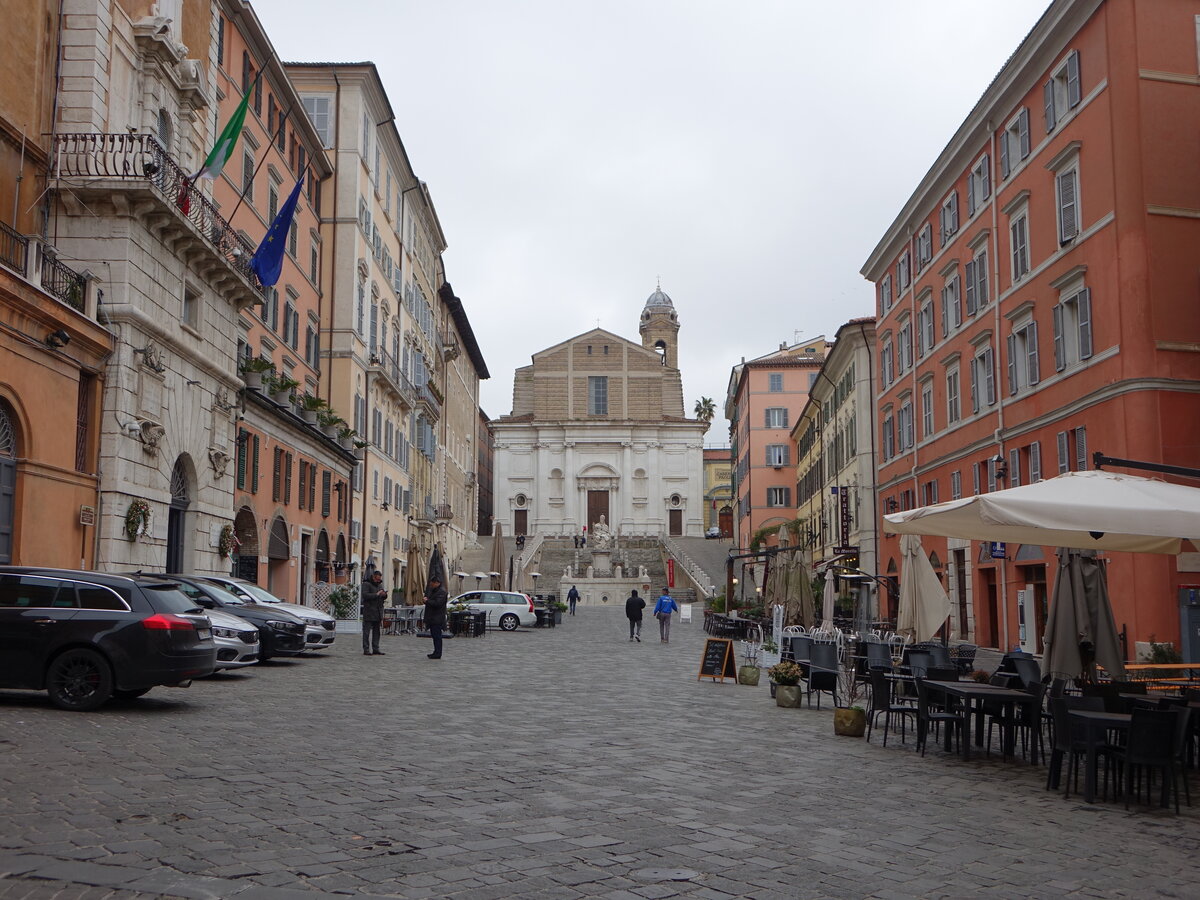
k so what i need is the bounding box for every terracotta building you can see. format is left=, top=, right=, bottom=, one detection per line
left=861, top=0, right=1200, bottom=653
left=0, top=0, right=113, bottom=567
left=702, top=448, right=732, bottom=536
left=725, top=337, right=829, bottom=549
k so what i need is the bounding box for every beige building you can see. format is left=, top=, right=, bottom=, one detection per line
left=702, top=448, right=732, bottom=535
left=492, top=288, right=708, bottom=537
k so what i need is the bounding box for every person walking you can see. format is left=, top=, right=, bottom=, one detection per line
left=625, top=589, right=645, bottom=642
left=567, top=585, right=580, bottom=615
left=653, top=588, right=679, bottom=643
left=360, top=570, right=387, bottom=655
left=423, top=576, right=448, bottom=659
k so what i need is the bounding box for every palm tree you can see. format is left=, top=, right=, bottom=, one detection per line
left=694, top=396, right=716, bottom=422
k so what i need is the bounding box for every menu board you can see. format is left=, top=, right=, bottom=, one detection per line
left=698, top=638, right=737, bottom=682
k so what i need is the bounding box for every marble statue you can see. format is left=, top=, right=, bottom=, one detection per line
left=591, top=515, right=614, bottom=551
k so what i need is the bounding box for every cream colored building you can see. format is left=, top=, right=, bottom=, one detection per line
left=492, top=289, right=707, bottom=537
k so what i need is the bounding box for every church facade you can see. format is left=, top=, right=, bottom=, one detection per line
left=492, top=288, right=707, bottom=537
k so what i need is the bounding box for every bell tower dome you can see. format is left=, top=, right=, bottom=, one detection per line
left=639, top=281, right=679, bottom=368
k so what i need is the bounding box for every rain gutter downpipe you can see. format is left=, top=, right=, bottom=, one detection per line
left=988, top=122, right=1010, bottom=652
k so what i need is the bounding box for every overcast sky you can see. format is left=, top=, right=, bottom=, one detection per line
left=253, top=0, right=1052, bottom=440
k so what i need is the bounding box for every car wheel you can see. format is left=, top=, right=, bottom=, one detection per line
left=498, top=613, right=520, bottom=632
left=112, top=687, right=151, bottom=700
left=46, top=649, right=113, bottom=711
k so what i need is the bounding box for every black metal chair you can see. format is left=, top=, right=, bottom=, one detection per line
left=806, top=640, right=839, bottom=709
left=1048, top=696, right=1117, bottom=799
left=1119, top=708, right=1183, bottom=812
left=867, top=667, right=915, bottom=747
left=915, top=678, right=966, bottom=757
left=951, top=643, right=978, bottom=676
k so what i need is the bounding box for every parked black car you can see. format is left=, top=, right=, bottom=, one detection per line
left=0, top=567, right=216, bottom=711
left=143, top=575, right=307, bottom=661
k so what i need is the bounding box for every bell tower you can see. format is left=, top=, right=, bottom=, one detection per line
left=639, top=281, right=679, bottom=368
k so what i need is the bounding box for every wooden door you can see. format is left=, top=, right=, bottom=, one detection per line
left=718, top=506, right=732, bottom=538
left=0, top=457, right=14, bottom=564
left=513, top=509, right=528, bottom=536
left=586, top=490, right=608, bottom=530
left=668, top=509, right=682, bottom=536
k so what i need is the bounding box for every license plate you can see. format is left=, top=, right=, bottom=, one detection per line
left=196, top=627, right=212, bottom=641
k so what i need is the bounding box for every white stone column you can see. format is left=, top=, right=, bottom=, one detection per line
left=620, top=439, right=633, bottom=529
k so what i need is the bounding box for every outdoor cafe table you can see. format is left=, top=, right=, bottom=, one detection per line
left=1068, top=709, right=1132, bottom=803
left=920, top=681, right=1041, bottom=763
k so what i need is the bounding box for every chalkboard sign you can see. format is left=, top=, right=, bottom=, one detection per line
left=698, top=638, right=737, bottom=682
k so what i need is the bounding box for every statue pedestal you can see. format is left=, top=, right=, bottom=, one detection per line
left=591, top=550, right=612, bottom=576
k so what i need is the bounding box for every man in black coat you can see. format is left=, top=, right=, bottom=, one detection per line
left=360, top=570, right=387, bottom=655
left=625, top=589, right=645, bottom=642
left=423, top=576, right=448, bottom=659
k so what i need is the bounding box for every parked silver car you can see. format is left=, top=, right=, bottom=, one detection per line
left=197, top=576, right=336, bottom=651
left=206, top=607, right=260, bottom=669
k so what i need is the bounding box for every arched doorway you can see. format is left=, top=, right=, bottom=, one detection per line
left=233, top=506, right=259, bottom=581
left=0, top=400, right=19, bottom=564
left=718, top=504, right=733, bottom=538
left=315, top=529, right=331, bottom=582
left=334, top=533, right=347, bottom=582
left=267, top=516, right=290, bottom=599
left=166, top=456, right=193, bottom=573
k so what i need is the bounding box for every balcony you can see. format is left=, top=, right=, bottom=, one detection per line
left=1, top=221, right=92, bottom=316
left=53, top=133, right=262, bottom=306
left=433, top=503, right=453, bottom=523
left=367, top=349, right=416, bottom=408
left=418, top=380, right=442, bottom=421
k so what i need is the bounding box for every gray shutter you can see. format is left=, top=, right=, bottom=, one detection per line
left=1057, top=431, right=1070, bottom=474
left=967, top=173, right=976, bottom=216
left=939, top=205, right=946, bottom=244
left=1074, top=425, right=1088, bottom=470
left=940, top=286, right=949, bottom=337
left=1018, top=108, right=1030, bottom=157
left=1067, top=50, right=1081, bottom=107
left=1077, top=288, right=1093, bottom=359
left=1044, top=79, right=1056, bottom=132
left=980, top=154, right=990, bottom=199
left=950, top=192, right=958, bottom=231
left=1030, top=441, right=1042, bottom=483
left=1027, top=321, right=1040, bottom=385
left=1053, top=303, right=1066, bottom=370
left=984, top=348, right=995, bottom=405
left=1000, top=130, right=1010, bottom=178
left=1058, top=170, right=1078, bottom=242
left=964, top=259, right=977, bottom=314
left=1006, top=334, right=1018, bottom=395
left=976, top=249, right=988, bottom=307
left=970, top=359, right=979, bottom=413
left=1010, top=449, right=1021, bottom=488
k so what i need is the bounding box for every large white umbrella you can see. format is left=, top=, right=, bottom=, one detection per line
left=896, top=534, right=952, bottom=643
left=1044, top=548, right=1126, bottom=681
left=884, top=470, right=1200, bottom=554
left=819, top=569, right=837, bottom=632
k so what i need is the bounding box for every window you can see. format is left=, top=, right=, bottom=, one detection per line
left=950, top=470, right=962, bottom=500
left=216, top=15, right=225, bottom=68
left=939, top=191, right=959, bottom=245
left=896, top=320, right=913, bottom=373
left=268, top=183, right=278, bottom=222
left=1000, top=108, right=1031, bottom=178
left=898, top=399, right=914, bottom=451
left=1053, top=287, right=1093, bottom=370
left=970, top=345, right=996, bottom=413
left=880, top=340, right=894, bottom=388
left=897, top=251, right=911, bottom=292
left=967, top=154, right=990, bottom=216
left=764, top=407, right=788, bottom=428
left=768, top=373, right=783, bottom=392
left=765, top=444, right=789, bottom=467
left=1009, top=448, right=1021, bottom=488
left=356, top=282, right=365, bottom=336
left=946, top=367, right=961, bottom=424
left=267, top=94, right=276, bottom=135
left=921, top=480, right=939, bottom=505
left=881, top=413, right=895, bottom=460
left=1007, top=319, right=1040, bottom=395
left=973, top=462, right=981, bottom=495
left=310, top=241, right=319, bottom=283
left=252, top=70, right=262, bottom=117
left=588, top=376, right=608, bottom=415
left=918, top=297, right=935, bottom=356
left=288, top=220, right=298, bottom=257
left=941, top=268, right=962, bottom=336
left=915, top=224, right=933, bottom=271
left=1010, top=208, right=1030, bottom=282
left=766, top=487, right=791, bottom=507
left=242, top=150, right=254, bottom=201
left=361, top=111, right=371, bottom=161
left=261, top=286, right=278, bottom=331
left=182, top=284, right=200, bottom=329
left=879, top=275, right=893, bottom=314
left=1029, top=440, right=1042, bottom=483
left=1044, top=50, right=1081, bottom=133
left=921, top=381, right=934, bottom=438
left=1056, top=167, right=1079, bottom=244
left=964, top=246, right=988, bottom=315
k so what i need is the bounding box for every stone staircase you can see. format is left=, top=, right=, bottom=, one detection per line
left=670, top=536, right=735, bottom=591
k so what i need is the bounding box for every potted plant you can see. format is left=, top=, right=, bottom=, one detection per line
left=318, top=411, right=343, bottom=439
left=833, top=661, right=869, bottom=736
left=299, top=394, right=327, bottom=424
left=547, top=599, right=568, bottom=624
left=267, top=373, right=300, bottom=406
left=239, top=356, right=274, bottom=391
left=328, top=585, right=357, bottom=619
left=337, top=425, right=357, bottom=450
left=768, top=661, right=803, bottom=708
left=760, top=636, right=781, bottom=668
left=353, top=439, right=368, bottom=461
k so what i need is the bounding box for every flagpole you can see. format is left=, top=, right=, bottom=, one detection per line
left=226, top=96, right=303, bottom=225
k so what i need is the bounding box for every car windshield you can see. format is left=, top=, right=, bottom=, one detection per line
left=235, top=582, right=284, bottom=604
left=193, top=581, right=247, bottom=606
left=141, top=584, right=205, bottom=615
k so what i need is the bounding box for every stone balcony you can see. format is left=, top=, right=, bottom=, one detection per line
left=53, top=133, right=263, bottom=309
left=368, top=349, right=416, bottom=408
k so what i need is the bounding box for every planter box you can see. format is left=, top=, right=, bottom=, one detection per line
left=738, top=665, right=760, bottom=686
left=243, top=372, right=264, bottom=391
left=775, top=684, right=802, bottom=708
left=301, top=408, right=320, bottom=425
left=833, top=707, right=867, bottom=737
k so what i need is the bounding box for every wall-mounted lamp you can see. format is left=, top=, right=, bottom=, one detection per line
left=45, top=328, right=71, bottom=349
left=992, top=454, right=1008, bottom=481
left=884, top=497, right=898, bottom=513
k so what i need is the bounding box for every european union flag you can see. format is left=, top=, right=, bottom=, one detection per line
left=250, top=176, right=304, bottom=288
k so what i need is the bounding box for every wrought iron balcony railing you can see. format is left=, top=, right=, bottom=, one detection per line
left=53, top=133, right=261, bottom=292
left=0, top=221, right=28, bottom=275
left=40, top=250, right=86, bottom=312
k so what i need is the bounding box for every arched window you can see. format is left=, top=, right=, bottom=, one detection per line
left=0, top=400, right=19, bottom=564
left=166, top=456, right=193, bottom=573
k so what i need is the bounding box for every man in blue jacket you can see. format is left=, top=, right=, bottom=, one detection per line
left=653, top=588, right=679, bottom=643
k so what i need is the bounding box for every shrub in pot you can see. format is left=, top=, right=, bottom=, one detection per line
left=769, top=661, right=803, bottom=708
left=738, top=664, right=761, bottom=686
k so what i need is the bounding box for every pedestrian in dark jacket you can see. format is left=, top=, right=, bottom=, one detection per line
left=625, top=589, right=645, bottom=642
left=423, top=576, right=448, bottom=659
left=360, top=571, right=387, bottom=655
left=567, top=585, right=580, bottom=615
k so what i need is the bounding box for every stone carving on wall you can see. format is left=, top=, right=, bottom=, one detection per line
left=208, top=447, right=231, bottom=478
left=139, top=420, right=165, bottom=453
left=134, top=341, right=167, bottom=374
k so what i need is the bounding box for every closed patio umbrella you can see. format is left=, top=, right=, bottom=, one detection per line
left=489, top=518, right=505, bottom=590
left=819, top=569, right=837, bottom=633
left=896, top=534, right=951, bottom=643
left=404, top=545, right=423, bottom=605
left=427, top=542, right=445, bottom=592
left=1044, top=547, right=1126, bottom=681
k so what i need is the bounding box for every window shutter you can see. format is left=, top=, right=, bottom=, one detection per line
left=967, top=175, right=976, bottom=217
left=322, top=471, right=331, bottom=518
left=1077, top=288, right=1093, bottom=359
left=970, top=360, right=979, bottom=413
left=251, top=435, right=259, bottom=493
left=1067, top=50, right=1081, bottom=107
left=309, top=465, right=316, bottom=510
left=940, top=287, right=949, bottom=337
left=1006, top=334, right=1018, bottom=395
left=964, top=259, right=977, bottom=314
left=1000, top=130, right=1010, bottom=178
left=1044, top=79, right=1056, bottom=132
left=1018, top=108, right=1030, bottom=157
left=298, top=461, right=307, bottom=510
left=973, top=463, right=981, bottom=495
left=1057, top=431, right=1070, bottom=474
left=976, top=250, right=988, bottom=307
left=284, top=453, right=293, bottom=504
left=1052, top=303, right=1066, bottom=370
left=1030, top=441, right=1042, bottom=483
left=983, top=348, right=996, bottom=405
left=939, top=205, right=946, bottom=244
left=980, top=154, right=990, bottom=199
left=272, top=447, right=281, bottom=501
left=949, top=192, right=958, bottom=231
left=237, top=429, right=247, bottom=490
left=1058, top=170, right=1078, bottom=242
left=1027, top=321, right=1040, bottom=385
left=1074, top=425, right=1088, bottom=470
left=1009, top=449, right=1021, bottom=488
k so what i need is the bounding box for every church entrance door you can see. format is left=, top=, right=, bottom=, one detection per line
left=514, top=509, right=528, bottom=536
left=668, top=509, right=682, bottom=536
left=586, top=491, right=608, bottom=532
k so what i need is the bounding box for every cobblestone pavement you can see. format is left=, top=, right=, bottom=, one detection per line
left=1, top=608, right=1196, bottom=899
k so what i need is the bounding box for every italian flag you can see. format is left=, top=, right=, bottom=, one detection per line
left=193, top=82, right=253, bottom=181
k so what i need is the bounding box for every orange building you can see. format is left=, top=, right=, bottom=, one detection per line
left=0, top=0, right=113, bottom=567
left=862, top=0, right=1200, bottom=654
left=725, top=339, right=828, bottom=549
left=215, top=1, right=355, bottom=601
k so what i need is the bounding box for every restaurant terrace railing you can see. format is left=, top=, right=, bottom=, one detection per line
left=53, top=133, right=261, bottom=293
left=0, top=220, right=29, bottom=275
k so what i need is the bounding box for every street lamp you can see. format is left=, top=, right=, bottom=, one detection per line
left=831, top=567, right=893, bottom=634
left=454, top=571, right=469, bottom=594
left=529, top=571, right=540, bottom=597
